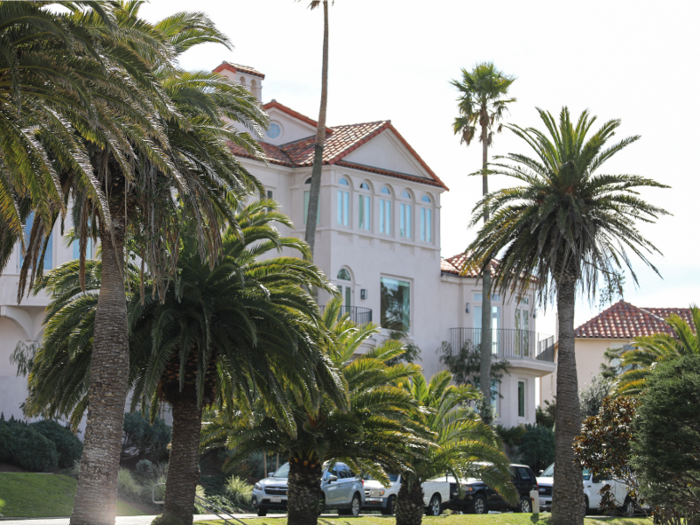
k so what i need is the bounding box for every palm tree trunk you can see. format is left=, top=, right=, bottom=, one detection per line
left=550, top=277, right=584, bottom=525
left=479, top=113, right=493, bottom=422
left=70, top=209, right=128, bottom=525
left=304, top=0, right=329, bottom=261
left=287, top=455, right=323, bottom=525
left=157, top=391, right=203, bottom=525
left=396, top=477, right=424, bottom=525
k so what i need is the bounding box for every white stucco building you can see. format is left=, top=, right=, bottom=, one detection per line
left=0, top=62, right=555, bottom=430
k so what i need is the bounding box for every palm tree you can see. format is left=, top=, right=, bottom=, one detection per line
left=451, top=63, right=516, bottom=419
left=202, top=299, right=425, bottom=525
left=464, top=107, right=669, bottom=525
left=301, top=0, right=330, bottom=261
left=22, top=200, right=338, bottom=525
left=0, top=2, right=115, bottom=275
left=613, top=306, right=700, bottom=396
left=395, top=372, right=516, bottom=525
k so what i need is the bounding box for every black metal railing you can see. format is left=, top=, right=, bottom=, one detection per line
left=319, top=305, right=372, bottom=325
left=448, top=328, right=555, bottom=362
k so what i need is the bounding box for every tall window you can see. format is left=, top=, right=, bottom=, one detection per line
left=473, top=305, right=502, bottom=356
left=303, top=178, right=319, bottom=224
left=337, top=177, right=350, bottom=226
left=380, top=277, right=410, bottom=331
left=399, top=191, right=412, bottom=239
left=420, top=195, right=432, bottom=242
left=379, top=187, right=391, bottom=234
left=337, top=268, right=352, bottom=310
left=518, top=380, right=526, bottom=418
left=21, top=212, right=53, bottom=270
left=359, top=196, right=370, bottom=230
left=515, top=296, right=531, bottom=357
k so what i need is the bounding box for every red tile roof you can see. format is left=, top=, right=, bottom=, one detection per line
left=214, top=61, right=265, bottom=79
left=441, top=253, right=500, bottom=278
left=228, top=108, right=448, bottom=190
left=574, top=300, right=694, bottom=339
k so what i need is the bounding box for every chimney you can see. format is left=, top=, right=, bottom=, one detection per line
left=213, top=61, right=265, bottom=102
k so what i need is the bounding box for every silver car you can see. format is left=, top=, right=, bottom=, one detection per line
left=252, top=462, right=365, bottom=517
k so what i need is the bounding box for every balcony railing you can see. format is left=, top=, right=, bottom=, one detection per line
left=448, top=328, right=555, bottom=362
left=319, top=305, right=373, bottom=325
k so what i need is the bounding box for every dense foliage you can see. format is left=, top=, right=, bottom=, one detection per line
left=122, top=413, right=171, bottom=461
left=30, top=420, right=83, bottom=469
left=579, top=374, right=613, bottom=419
left=437, top=341, right=510, bottom=396
left=517, top=424, right=555, bottom=474
left=631, top=355, right=700, bottom=522
left=574, top=396, right=641, bottom=515
left=0, top=416, right=59, bottom=472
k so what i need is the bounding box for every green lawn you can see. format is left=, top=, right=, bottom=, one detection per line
left=199, top=516, right=651, bottom=525
left=0, top=473, right=148, bottom=517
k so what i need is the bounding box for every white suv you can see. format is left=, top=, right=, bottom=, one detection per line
left=252, top=462, right=365, bottom=517
left=363, top=474, right=400, bottom=515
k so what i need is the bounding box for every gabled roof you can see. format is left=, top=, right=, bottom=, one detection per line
left=574, top=300, right=694, bottom=339
left=229, top=105, right=448, bottom=190
left=214, top=61, right=265, bottom=79
left=441, top=253, right=500, bottom=278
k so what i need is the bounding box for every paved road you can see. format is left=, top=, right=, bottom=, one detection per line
left=0, top=513, right=298, bottom=525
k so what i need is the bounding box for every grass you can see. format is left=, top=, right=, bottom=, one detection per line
left=0, top=473, right=149, bottom=517
left=198, top=516, right=651, bottom=525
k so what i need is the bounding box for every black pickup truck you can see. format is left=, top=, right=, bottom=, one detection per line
left=448, top=464, right=538, bottom=514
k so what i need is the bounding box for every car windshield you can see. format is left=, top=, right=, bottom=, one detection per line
left=541, top=464, right=555, bottom=477
left=364, top=474, right=399, bottom=483
left=583, top=469, right=591, bottom=481
left=271, top=463, right=290, bottom=478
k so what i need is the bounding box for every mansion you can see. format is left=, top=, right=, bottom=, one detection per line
left=0, top=62, right=556, bottom=430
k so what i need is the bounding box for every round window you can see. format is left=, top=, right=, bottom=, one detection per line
left=267, top=122, right=282, bottom=139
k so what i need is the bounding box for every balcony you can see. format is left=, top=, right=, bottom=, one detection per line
left=448, top=328, right=555, bottom=362
left=319, top=305, right=373, bottom=325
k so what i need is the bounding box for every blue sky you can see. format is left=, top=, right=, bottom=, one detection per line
left=141, top=0, right=700, bottom=335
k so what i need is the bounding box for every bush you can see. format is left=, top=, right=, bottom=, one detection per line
left=225, top=475, right=253, bottom=507
left=579, top=374, right=612, bottom=419
left=117, top=468, right=143, bottom=500
left=0, top=418, right=59, bottom=472
left=632, top=355, right=700, bottom=522
left=518, top=424, right=555, bottom=474
left=30, top=420, right=83, bottom=468
left=12, top=425, right=59, bottom=472
left=123, top=413, right=171, bottom=460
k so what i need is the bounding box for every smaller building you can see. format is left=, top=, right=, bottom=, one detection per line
left=540, top=300, right=694, bottom=404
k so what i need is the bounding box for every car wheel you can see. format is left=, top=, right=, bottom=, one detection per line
left=624, top=497, right=636, bottom=517
left=381, top=495, right=396, bottom=516
left=517, top=495, right=532, bottom=513
left=426, top=494, right=441, bottom=516
left=350, top=493, right=361, bottom=517
left=583, top=495, right=590, bottom=516
left=470, top=494, right=487, bottom=515
left=257, top=508, right=267, bottom=517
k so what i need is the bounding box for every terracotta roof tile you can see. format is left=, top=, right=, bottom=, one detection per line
left=440, top=253, right=500, bottom=278
left=214, top=61, right=265, bottom=79
left=574, top=301, right=694, bottom=339
left=228, top=141, right=294, bottom=167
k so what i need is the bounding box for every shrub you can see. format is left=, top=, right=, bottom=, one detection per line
left=225, top=475, right=253, bottom=507
left=518, top=424, right=555, bottom=474
left=632, top=355, right=700, bottom=522
left=117, top=468, right=143, bottom=500
left=123, top=413, right=171, bottom=459
left=30, top=420, right=83, bottom=468
left=12, top=425, right=59, bottom=472
left=579, top=374, right=613, bottom=419
left=0, top=424, right=13, bottom=462
left=65, top=459, right=81, bottom=479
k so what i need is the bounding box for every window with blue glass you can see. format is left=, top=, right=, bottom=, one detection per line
left=379, top=187, right=391, bottom=234
left=400, top=191, right=412, bottom=239
left=337, top=177, right=350, bottom=226
left=420, top=195, right=432, bottom=243
left=21, top=212, right=53, bottom=270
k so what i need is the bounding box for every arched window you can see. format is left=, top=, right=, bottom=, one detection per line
left=358, top=184, right=370, bottom=231
left=250, top=79, right=257, bottom=96
left=360, top=182, right=370, bottom=190
left=337, top=178, right=350, bottom=226
left=336, top=268, right=352, bottom=310
left=401, top=190, right=411, bottom=199
left=422, top=195, right=431, bottom=203
left=239, top=76, right=247, bottom=88
left=305, top=178, right=312, bottom=184
left=20, top=212, right=53, bottom=270
left=379, top=187, right=392, bottom=234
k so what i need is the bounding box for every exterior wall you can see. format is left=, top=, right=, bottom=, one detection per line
left=540, top=337, right=631, bottom=406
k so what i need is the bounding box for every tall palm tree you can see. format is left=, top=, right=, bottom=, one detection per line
left=395, top=372, right=516, bottom=525
left=202, top=299, right=425, bottom=525
left=13, top=5, right=269, bottom=521
left=613, top=306, right=700, bottom=396
left=21, top=200, right=338, bottom=525
left=464, top=107, right=669, bottom=525
left=0, top=2, right=115, bottom=275
left=451, top=63, right=516, bottom=420
left=301, top=0, right=330, bottom=260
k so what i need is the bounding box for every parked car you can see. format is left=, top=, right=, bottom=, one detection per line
left=252, top=462, right=365, bottom=517
left=363, top=474, right=451, bottom=516
left=363, top=474, right=400, bottom=515
left=536, top=463, right=648, bottom=516
left=448, top=463, right=537, bottom=514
